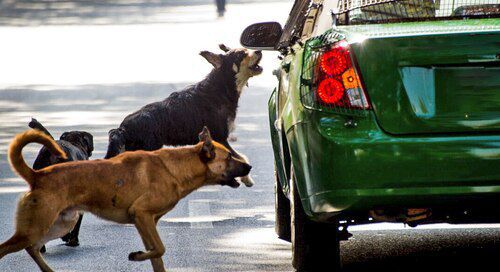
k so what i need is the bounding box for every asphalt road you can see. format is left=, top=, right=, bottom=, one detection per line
left=0, top=82, right=291, bottom=272
left=0, top=1, right=499, bottom=271
left=1, top=82, right=499, bottom=272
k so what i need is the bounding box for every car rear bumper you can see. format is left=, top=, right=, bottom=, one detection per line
left=286, top=111, right=500, bottom=220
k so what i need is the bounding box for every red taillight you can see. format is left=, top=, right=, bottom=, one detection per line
left=318, top=78, right=344, bottom=104
left=315, top=41, right=370, bottom=110
left=320, top=44, right=349, bottom=76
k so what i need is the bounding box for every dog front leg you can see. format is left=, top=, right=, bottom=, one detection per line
left=129, top=213, right=166, bottom=272
left=139, top=222, right=166, bottom=272
left=221, top=140, right=255, bottom=187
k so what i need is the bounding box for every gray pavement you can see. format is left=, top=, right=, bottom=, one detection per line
left=1, top=82, right=499, bottom=272
left=0, top=82, right=291, bottom=272
left=0, top=0, right=499, bottom=271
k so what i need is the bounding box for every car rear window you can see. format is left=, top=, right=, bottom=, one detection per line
left=335, top=0, right=500, bottom=25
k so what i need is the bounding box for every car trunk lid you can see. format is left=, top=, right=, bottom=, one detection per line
left=349, top=21, right=500, bottom=135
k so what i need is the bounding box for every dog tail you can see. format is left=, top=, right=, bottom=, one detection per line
left=104, top=128, right=126, bottom=159
left=28, top=118, right=54, bottom=139
left=8, top=130, right=66, bottom=187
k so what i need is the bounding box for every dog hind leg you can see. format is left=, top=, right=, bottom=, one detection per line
left=1, top=193, right=61, bottom=266
left=0, top=209, right=56, bottom=260
left=0, top=234, right=33, bottom=260
left=62, top=213, right=83, bottom=247
left=26, top=246, right=54, bottom=272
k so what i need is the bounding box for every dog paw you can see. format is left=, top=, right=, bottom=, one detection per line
left=65, top=238, right=79, bottom=247
left=128, top=251, right=145, bottom=261
left=61, top=233, right=71, bottom=242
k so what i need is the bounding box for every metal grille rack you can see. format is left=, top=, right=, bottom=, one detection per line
left=300, top=31, right=370, bottom=117
left=335, top=0, right=500, bottom=25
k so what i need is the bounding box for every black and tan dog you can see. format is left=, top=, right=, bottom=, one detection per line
left=28, top=118, right=94, bottom=251
left=104, top=44, right=262, bottom=187
left=0, top=127, right=251, bottom=272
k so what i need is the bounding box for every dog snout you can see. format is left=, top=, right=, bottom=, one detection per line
left=242, top=163, right=252, bottom=176
left=254, top=50, right=262, bottom=61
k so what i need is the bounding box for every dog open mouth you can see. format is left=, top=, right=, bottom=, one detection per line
left=249, top=54, right=263, bottom=73
left=250, top=63, right=262, bottom=73
left=222, top=178, right=240, bottom=188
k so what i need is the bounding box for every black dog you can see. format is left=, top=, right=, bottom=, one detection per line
left=104, top=44, right=261, bottom=187
left=28, top=118, right=94, bottom=252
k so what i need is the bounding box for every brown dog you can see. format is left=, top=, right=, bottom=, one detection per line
left=0, top=127, right=251, bottom=272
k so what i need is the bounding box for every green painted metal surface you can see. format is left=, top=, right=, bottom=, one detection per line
left=270, top=19, right=500, bottom=220
left=351, top=30, right=500, bottom=134
left=287, top=112, right=500, bottom=216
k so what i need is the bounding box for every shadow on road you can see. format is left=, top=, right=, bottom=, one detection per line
left=0, top=82, right=189, bottom=180
left=343, top=228, right=500, bottom=272
left=345, top=249, right=499, bottom=272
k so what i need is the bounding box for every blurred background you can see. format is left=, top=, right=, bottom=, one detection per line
left=0, top=0, right=290, bottom=168
left=0, top=0, right=288, bottom=87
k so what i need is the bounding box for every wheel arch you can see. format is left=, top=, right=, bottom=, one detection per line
left=286, top=123, right=315, bottom=218
left=269, top=88, right=291, bottom=198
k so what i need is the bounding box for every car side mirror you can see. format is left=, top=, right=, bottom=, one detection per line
left=240, top=22, right=282, bottom=50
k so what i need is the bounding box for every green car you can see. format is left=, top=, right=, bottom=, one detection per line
left=240, top=0, right=500, bottom=270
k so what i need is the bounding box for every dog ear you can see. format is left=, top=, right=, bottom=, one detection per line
left=200, top=51, right=222, bottom=68
left=198, top=126, right=212, bottom=142
left=82, top=132, right=94, bottom=156
left=199, top=127, right=215, bottom=162
left=219, top=44, right=231, bottom=53
left=60, top=132, right=69, bottom=140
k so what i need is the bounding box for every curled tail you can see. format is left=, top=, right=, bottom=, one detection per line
left=104, top=128, right=126, bottom=159
left=8, top=130, right=66, bottom=187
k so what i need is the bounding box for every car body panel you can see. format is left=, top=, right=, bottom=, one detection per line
left=269, top=16, right=500, bottom=222
left=348, top=26, right=500, bottom=135
left=286, top=112, right=500, bottom=217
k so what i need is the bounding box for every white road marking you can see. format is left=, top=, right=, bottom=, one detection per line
left=0, top=186, right=28, bottom=194
left=188, top=199, right=213, bottom=229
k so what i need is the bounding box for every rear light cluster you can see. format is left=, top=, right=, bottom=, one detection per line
left=314, top=40, right=370, bottom=110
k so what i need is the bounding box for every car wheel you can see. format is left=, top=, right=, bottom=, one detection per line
left=275, top=166, right=291, bottom=242
left=290, top=167, right=341, bottom=272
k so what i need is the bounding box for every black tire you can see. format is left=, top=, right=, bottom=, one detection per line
left=275, top=166, right=291, bottom=242
left=290, top=168, right=341, bottom=272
